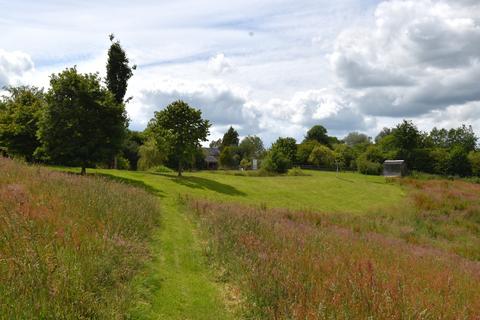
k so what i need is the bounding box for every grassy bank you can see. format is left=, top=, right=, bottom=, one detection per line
left=0, top=158, right=160, bottom=318
left=188, top=198, right=480, bottom=319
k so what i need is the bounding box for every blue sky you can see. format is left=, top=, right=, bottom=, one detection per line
left=1, top=0, right=480, bottom=145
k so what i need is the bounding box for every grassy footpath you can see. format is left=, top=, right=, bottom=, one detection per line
left=128, top=196, right=232, bottom=319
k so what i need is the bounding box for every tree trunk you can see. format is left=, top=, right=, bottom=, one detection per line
left=80, top=166, right=86, bottom=175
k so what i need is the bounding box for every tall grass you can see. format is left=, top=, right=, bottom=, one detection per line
left=188, top=198, right=480, bottom=319
left=0, top=158, right=160, bottom=318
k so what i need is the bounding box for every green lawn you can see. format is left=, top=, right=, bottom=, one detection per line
left=54, top=167, right=406, bottom=319
left=91, top=169, right=405, bottom=214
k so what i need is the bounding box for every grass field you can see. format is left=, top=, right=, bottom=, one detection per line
left=19, top=164, right=480, bottom=319
left=87, top=169, right=405, bottom=213
left=0, top=158, right=160, bottom=318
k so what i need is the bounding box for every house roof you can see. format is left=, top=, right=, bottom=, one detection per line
left=384, top=160, right=405, bottom=164
left=204, top=147, right=220, bottom=157
left=205, top=155, right=218, bottom=163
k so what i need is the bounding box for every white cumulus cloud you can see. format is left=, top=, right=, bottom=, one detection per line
left=0, top=49, right=34, bottom=87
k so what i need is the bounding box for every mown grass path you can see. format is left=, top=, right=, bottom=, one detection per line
left=129, top=197, right=231, bottom=319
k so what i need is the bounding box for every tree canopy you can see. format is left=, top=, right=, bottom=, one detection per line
left=239, top=135, right=265, bottom=159
left=304, top=125, right=330, bottom=145
left=106, top=34, right=135, bottom=104
left=0, top=86, right=45, bottom=161
left=343, top=132, right=371, bottom=147
left=221, top=126, right=239, bottom=149
left=147, top=100, right=210, bottom=176
left=37, top=67, right=127, bottom=175
left=271, top=137, right=297, bottom=163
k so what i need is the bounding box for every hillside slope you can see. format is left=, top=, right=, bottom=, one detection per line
left=0, top=158, right=160, bottom=318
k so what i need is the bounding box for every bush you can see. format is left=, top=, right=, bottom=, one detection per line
left=138, top=138, right=167, bottom=171
left=116, top=156, right=130, bottom=170
left=448, top=146, right=471, bottom=177
left=219, top=146, right=239, bottom=169
left=308, top=145, right=335, bottom=167
left=261, top=149, right=291, bottom=174
left=468, top=151, right=480, bottom=177
left=287, top=167, right=309, bottom=176
left=239, top=158, right=251, bottom=170
left=357, top=156, right=382, bottom=175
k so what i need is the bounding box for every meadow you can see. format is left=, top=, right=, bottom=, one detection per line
left=4, top=161, right=480, bottom=319
left=0, top=158, right=160, bottom=318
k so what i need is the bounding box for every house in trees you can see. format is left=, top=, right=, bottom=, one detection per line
left=383, top=160, right=406, bottom=177
left=203, top=147, right=220, bottom=170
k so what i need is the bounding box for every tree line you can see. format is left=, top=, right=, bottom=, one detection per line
left=1, top=36, right=479, bottom=177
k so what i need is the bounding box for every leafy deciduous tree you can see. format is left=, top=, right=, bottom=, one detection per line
left=239, top=135, right=265, bottom=159
left=219, top=146, right=239, bottom=169
left=343, top=132, right=371, bottom=147
left=308, top=145, right=335, bottom=167
left=0, top=86, right=45, bottom=161
left=147, top=100, right=210, bottom=176
left=261, top=148, right=291, bottom=174
left=271, top=137, right=297, bottom=164
left=38, top=67, right=127, bottom=175
left=304, top=125, right=330, bottom=146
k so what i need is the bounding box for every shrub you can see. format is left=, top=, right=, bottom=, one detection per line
left=296, top=140, right=321, bottom=164
left=287, top=167, right=309, bottom=176
left=116, top=155, right=130, bottom=170
left=448, top=146, right=471, bottom=176
left=430, top=148, right=449, bottom=175
left=357, top=155, right=382, bottom=175
left=219, top=146, right=239, bottom=169
left=308, top=145, right=335, bottom=167
left=261, top=149, right=291, bottom=174
left=468, top=151, right=480, bottom=177
left=239, top=158, right=251, bottom=170
left=138, top=137, right=168, bottom=171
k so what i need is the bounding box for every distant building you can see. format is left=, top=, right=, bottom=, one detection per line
left=203, top=147, right=220, bottom=170
left=383, top=160, right=406, bottom=177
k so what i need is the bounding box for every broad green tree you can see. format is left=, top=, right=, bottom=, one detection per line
left=219, top=146, right=239, bottom=169
left=38, top=67, right=127, bottom=175
left=271, top=137, right=297, bottom=164
left=304, top=125, right=330, bottom=145
left=138, top=137, right=167, bottom=171
left=468, top=151, right=480, bottom=176
left=261, top=148, right=291, bottom=174
left=221, top=126, right=239, bottom=149
left=106, top=34, right=135, bottom=104
left=296, top=140, right=321, bottom=164
left=147, top=100, right=210, bottom=176
left=308, top=145, right=335, bottom=167
left=0, top=86, right=45, bottom=161
left=239, top=135, right=265, bottom=159
left=343, top=132, right=371, bottom=147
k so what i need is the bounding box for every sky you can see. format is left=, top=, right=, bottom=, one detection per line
left=1, top=0, right=480, bottom=146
